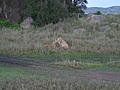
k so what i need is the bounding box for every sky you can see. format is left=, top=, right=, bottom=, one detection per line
left=87, top=0, right=120, bottom=7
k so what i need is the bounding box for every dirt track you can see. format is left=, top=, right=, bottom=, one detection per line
left=0, top=57, right=120, bottom=83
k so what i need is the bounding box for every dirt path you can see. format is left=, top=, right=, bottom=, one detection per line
left=0, top=57, right=120, bottom=83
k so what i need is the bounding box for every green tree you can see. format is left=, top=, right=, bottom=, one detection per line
left=23, top=0, right=68, bottom=27
left=95, top=11, right=102, bottom=15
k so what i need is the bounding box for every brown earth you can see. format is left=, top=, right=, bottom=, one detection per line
left=0, top=57, right=120, bottom=83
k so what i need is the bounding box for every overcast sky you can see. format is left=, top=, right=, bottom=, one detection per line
left=87, top=0, right=120, bottom=7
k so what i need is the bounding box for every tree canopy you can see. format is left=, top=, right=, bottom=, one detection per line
left=23, top=0, right=88, bottom=27
left=68, top=0, right=88, bottom=13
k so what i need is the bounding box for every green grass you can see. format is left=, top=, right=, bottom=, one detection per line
left=0, top=19, right=20, bottom=29
left=0, top=52, right=120, bottom=71
left=0, top=64, right=28, bottom=78
left=1, top=51, right=119, bottom=59
left=0, top=54, right=120, bottom=90
left=0, top=64, right=49, bottom=80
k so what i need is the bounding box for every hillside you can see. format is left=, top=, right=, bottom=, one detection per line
left=84, top=6, right=120, bottom=14
left=0, top=14, right=120, bottom=54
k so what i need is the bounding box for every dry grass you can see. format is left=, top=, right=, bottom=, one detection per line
left=51, top=59, right=120, bottom=70
left=107, top=61, right=120, bottom=68
left=0, top=78, right=120, bottom=90
left=0, top=14, right=120, bottom=54
left=51, top=59, right=88, bottom=69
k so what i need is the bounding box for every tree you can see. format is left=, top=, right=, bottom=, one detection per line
left=67, top=0, right=88, bottom=14
left=73, top=0, right=88, bottom=8
left=23, top=0, right=68, bottom=27
left=95, top=11, right=102, bottom=15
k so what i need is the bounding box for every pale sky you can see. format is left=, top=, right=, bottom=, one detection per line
left=87, top=0, right=120, bottom=7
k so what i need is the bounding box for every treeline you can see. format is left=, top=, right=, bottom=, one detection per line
left=23, top=0, right=88, bottom=27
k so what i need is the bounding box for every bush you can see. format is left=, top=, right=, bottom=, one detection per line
left=23, top=0, right=68, bottom=27
left=0, top=19, right=20, bottom=29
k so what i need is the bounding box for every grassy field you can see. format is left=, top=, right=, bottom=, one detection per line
left=0, top=64, right=50, bottom=80
left=0, top=14, right=120, bottom=90
left=0, top=78, right=120, bottom=90
left=0, top=14, right=120, bottom=54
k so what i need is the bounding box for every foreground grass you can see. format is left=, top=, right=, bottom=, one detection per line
left=0, top=78, right=120, bottom=90
left=0, top=54, right=120, bottom=90
left=0, top=64, right=29, bottom=78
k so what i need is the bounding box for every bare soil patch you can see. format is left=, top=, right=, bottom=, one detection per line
left=0, top=57, right=34, bottom=66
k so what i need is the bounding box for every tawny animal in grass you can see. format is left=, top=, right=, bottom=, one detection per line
left=45, top=40, right=58, bottom=49
left=56, top=37, right=69, bottom=49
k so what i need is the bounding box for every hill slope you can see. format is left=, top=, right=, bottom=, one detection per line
left=84, top=6, right=120, bottom=14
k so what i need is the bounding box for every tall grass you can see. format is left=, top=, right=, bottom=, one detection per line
left=0, top=14, right=120, bottom=54
left=0, top=78, right=120, bottom=90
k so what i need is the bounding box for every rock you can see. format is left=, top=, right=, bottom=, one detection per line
left=20, top=17, right=33, bottom=29
left=0, top=8, right=2, bottom=14
left=0, top=0, right=25, bottom=23
left=118, top=24, right=120, bottom=30
left=73, top=29, right=86, bottom=34
left=111, top=23, right=118, bottom=27
left=100, top=25, right=111, bottom=32
left=88, top=15, right=104, bottom=23
left=111, top=23, right=118, bottom=26
left=87, top=12, right=94, bottom=17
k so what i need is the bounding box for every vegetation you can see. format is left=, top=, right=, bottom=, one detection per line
left=0, top=60, right=120, bottom=90
left=0, top=19, right=20, bottom=29
left=0, top=11, right=120, bottom=90
left=0, top=14, right=120, bottom=55
left=23, top=0, right=88, bottom=27
left=23, top=0, right=68, bottom=27
left=71, top=0, right=88, bottom=14
left=0, top=0, right=88, bottom=28
left=0, top=64, right=50, bottom=80
left=95, top=11, right=102, bottom=15
left=0, top=78, right=120, bottom=90
left=51, top=59, right=120, bottom=71
left=0, top=64, right=31, bottom=78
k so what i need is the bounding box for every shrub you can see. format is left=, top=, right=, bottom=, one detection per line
left=0, top=19, right=20, bottom=29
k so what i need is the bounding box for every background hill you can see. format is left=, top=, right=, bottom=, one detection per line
left=84, top=6, right=120, bottom=14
